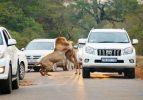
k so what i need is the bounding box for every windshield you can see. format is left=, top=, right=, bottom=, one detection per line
left=0, top=32, right=3, bottom=45
left=88, top=32, right=129, bottom=43
left=26, top=42, right=54, bottom=50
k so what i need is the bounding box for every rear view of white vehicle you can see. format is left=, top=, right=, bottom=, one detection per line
left=82, top=29, right=138, bottom=78
left=77, top=38, right=86, bottom=64
left=0, top=27, right=20, bottom=94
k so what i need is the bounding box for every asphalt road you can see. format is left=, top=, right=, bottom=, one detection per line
left=0, top=70, right=143, bottom=100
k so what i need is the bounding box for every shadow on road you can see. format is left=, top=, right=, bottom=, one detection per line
left=90, top=72, right=125, bottom=79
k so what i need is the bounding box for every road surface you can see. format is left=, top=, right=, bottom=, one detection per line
left=0, top=70, right=143, bottom=100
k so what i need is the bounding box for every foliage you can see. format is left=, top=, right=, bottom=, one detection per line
left=0, top=0, right=143, bottom=54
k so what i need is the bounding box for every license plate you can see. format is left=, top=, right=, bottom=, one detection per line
left=28, top=59, right=36, bottom=63
left=101, top=58, right=117, bottom=63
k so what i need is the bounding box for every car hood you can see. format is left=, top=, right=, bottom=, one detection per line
left=85, top=43, right=133, bottom=49
left=24, top=50, right=54, bottom=57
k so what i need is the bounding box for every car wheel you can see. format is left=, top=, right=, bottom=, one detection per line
left=19, top=63, right=25, bottom=80
left=33, top=67, right=40, bottom=72
left=12, top=66, right=20, bottom=90
left=124, top=68, right=135, bottom=79
left=82, top=67, right=90, bottom=78
left=118, top=72, right=123, bottom=75
left=1, top=67, right=12, bottom=94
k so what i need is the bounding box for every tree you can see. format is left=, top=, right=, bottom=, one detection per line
left=0, top=1, right=44, bottom=48
left=122, top=4, right=143, bottom=55
left=67, top=0, right=139, bottom=30
left=12, top=0, right=70, bottom=37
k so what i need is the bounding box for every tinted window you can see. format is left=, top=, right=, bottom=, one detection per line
left=2, top=30, right=9, bottom=45
left=26, top=42, right=54, bottom=50
left=88, top=32, right=129, bottom=43
left=4, top=30, right=11, bottom=39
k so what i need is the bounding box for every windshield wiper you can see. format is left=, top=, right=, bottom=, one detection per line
left=116, top=42, right=129, bottom=43
left=97, top=41, right=116, bottom=43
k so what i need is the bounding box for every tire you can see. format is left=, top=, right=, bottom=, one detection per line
left=33, top=67, right=40, bottom=72
left=118, top=72, right=123, bottom=75
left=19, top=63, right=25, bottom=80
left=12, top=67, right=20, bottom=90
left=82, top=67, right=90, bottom=78
left=124, top=68, right=135, bottom=79
left=63, top=66, right=68, bottom=71
left=1, top=67, right=12, bottom=94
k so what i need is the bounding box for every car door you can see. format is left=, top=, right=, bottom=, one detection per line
left=2, top=29, right=18, bottom=75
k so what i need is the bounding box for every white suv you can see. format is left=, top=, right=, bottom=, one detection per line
left=82, top=29, right=138, bottom=78
left=0, top=27, right=20, bottom=94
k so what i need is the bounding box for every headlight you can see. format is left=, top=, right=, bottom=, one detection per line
left=0, top=67, right=5, bottom=73
left=123, top=47, right=133, bottom=55
left=85, top=46, right=96, bottom=55
left=0, top=52, right=4, bottom=58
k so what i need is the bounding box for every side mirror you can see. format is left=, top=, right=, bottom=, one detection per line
left=21, top=48, right=25, bottom=51
left=8, top=39, right=17, bottom=46
left=132, top=39, right=138, bottom=45
left=74, top=44, right=78, bottom=49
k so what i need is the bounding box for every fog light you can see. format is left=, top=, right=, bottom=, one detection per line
left=84, top=59, right=89, bottom=63
left=129, top=59, right=134, bottom=63
left=0, top=67, right=5, bottom=73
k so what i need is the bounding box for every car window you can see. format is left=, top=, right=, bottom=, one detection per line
left=88, top=32, right=129, bottom=43
left=25, top=42, right=54, bottom=50
left=4, top=30, right=11, bottom=39
left=0, top=32, right=3, bottom=45
left=2, top=30, right=9, bottom=45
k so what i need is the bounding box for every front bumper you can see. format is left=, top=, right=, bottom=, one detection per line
left=27, top=58, right=38, bottom=65
left=27, top=61, right=40, bottom=69
left=0, top=58, right=10, bottom=80
left=82, top=53, right=136, bottom=68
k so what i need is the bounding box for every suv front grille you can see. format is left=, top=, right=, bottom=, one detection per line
left=26, top=55, right=41, bottom=59
left=26, top=56, right=30, bottom=59
left=97, top=49, right=121, bottom=56
left=33, top=56, right=41, bottom=59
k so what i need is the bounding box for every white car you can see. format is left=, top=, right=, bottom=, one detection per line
left=17, top=50, right=28, bottom=80
left=23, top=39, right=55, bottom=71
left=0, top=27, right=24, bottom=94
left=82, top=29, right=138, bottom=78
left=77, top=38, right=86, bottom=63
